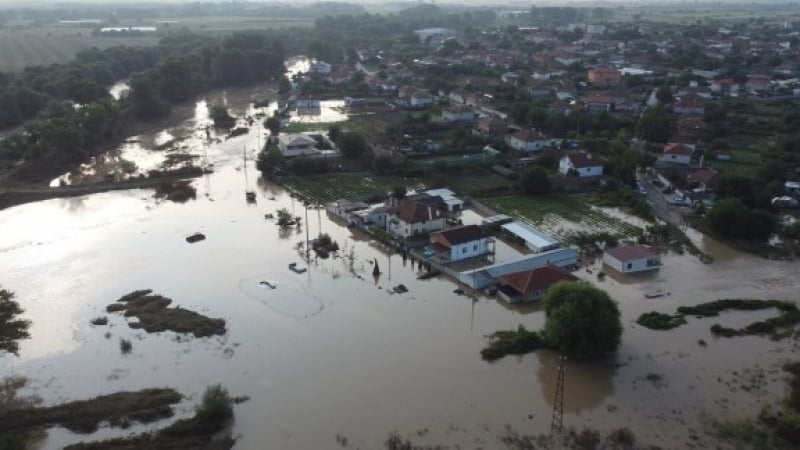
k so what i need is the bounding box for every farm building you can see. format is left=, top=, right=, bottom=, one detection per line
left=326, top=199, right=368, bottom=221
left=501, top=221, right=559, bottom=253
left=603, top=245, right=661, bottom=274
left=277, top=134, right=319, bottom=158
left=429, top=225, right=492, bottom=263
left=424, top=188, right=465, bottom=213
left=350, top=206, right=392, bottom=229
left=497, top=265, right=577, bottom=304
left=461, top=248, right=578, bottom=289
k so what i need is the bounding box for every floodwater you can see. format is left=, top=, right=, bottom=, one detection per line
left=2, top=83, right=800, bottom=450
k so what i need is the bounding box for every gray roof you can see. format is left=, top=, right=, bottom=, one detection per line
left=501, top=221, right=559, bottom=251
left=459, top=248, right=578, bottom=289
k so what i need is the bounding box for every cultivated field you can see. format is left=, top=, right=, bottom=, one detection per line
left=483, top=194, right=643, bottom=240
left=706, top=149, right=762, bottom=176
left=280, top=172, right=427, bottom=205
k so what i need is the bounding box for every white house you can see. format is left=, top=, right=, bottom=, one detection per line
left=424, top=188, right=465, bottom=213
left=351, top=205, right=391, bottom=229
left=603, top=245, right=662, bottom=274
left=559, top=152, right=604, bottom=178
left=398, top=86, right=434, bottom=109
left=505, top=129, right=554, bottom=153
left=429, top=225, right=490, bottom=263
left=326, top=199, right=368, bottom=221
left=277, top=134, right=319, bottom=158
left=295, top=97, right=321, bottom=109
left=442, top=105, right=475, bottom=122
left=308, top=60, right=332, bottom=75
left=387, top=200, right=446, bottom=238
left=662, top=143, right=693, bottom=165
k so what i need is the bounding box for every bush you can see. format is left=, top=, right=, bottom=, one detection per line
left=480, top=325, right=541, bottom=361
left=636, top=312, right=686, bottom=330
left=119, top=338, right=132, bottom=354
left=195, top=384, right=233, bottom=425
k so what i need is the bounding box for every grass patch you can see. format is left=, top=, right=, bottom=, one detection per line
left=480, top=325, right=542, bottom=362
left=636, top=312, right=687, bottom=330
left=483, top=194, right=642, bottom=240
left=106, top=290, right=226, bottom=338
left=65, top=385, right=237, bottom=450
left=0, top=388, right=181, bottom=435
left=638, top=299, right=800, bottom=339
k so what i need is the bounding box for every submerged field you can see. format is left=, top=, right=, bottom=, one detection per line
left=483, top=194, right=643, bottom=240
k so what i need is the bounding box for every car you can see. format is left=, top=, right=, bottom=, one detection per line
left=652, top=179, right=664, bottom=188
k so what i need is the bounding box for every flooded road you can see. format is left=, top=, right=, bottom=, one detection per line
left=1, top=81, right=800, bottom=449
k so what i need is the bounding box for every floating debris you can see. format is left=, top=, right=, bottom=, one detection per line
left=185, top=232, right=205, bottom=243
left=288, top=262, right=307, bottom=273
left=393, top=284, right=408, bottom=294
left=259, top=281, right=278, bottom=289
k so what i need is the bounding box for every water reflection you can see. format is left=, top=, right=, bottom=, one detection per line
left=537, top=350, right=615, bottom=413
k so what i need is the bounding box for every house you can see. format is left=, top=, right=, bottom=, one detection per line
left=603, top=245, right=662, bottom=274
left=746, top=76, right=772, bottom=94
left=449, top=89, right=468, bottom=105
left=527, top=80, right=553, bottom=97
left=677, top=115, right=708, bottom=138
left=461, top=248, right=578, bottom=289
left=442, top=105, right=476, bottom=122
left=351, top=205, right=392, bottom=229
left=424, top=188, right=465, bottom=212
left=277, top=134, right=319, bottom=158
left=497, top=265, right=577, bottom=304
left=398, top=86, right=434, bottom=109
left=387, top=200, right=446, bottom=238
left=673, top=93, right=706, bottom=115
left=686, top=168, right=717, bottom=191
left=587, top=67, right=621, bottom=86
left=584, top=95, right=614, bottom=113
left=785, top=181, right=800, bottom=195
left=505, top=129, right=554, bottom=153
left=662, top=143, right=693, bottom=165
left=308, top=60, right=332, bottom=76
left=414, top=27, right=456, bottom=45
left=295, top=96, right=320, bottom=109
left=428, top=225, right=490, bottom=263
left=326, top=199, right=368, bottom=221
left=711, top=78, right=737, bottom=95
left=559, top=152, right=604, bottom=177
left=474, top=116, right=507, bottom=138
left=501, top=72, right=520, bottom=85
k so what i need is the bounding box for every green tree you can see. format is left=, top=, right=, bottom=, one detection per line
left=656, top=85, right=673, bottom=104
left=542, top=282, right=623, bottom=359
left=706, top=197, right=776, bottom=241
left=336, top=131, right=369, bottom=159
left=519, top=166, right=551, bottom=195
left=0, top=288, right=31, bottom=356
left=264, top=116, right=280, bottom=135
left=636, top=107, right=672, bottom=143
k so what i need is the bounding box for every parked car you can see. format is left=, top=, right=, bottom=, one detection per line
left=652, top=179, right=664, bottom=188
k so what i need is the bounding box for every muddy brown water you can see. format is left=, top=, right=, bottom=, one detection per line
left=1, top=80, right=799, bottom=449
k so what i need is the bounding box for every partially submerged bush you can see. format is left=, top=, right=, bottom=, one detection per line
left=481, top=325, right=541, bottom=361
left=195, top=384, right=233, bottom=426
left=636, top=312, right=686, bottom=330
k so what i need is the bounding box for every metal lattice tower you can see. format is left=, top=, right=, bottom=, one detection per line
left=550, top=355, right=567, bottom=435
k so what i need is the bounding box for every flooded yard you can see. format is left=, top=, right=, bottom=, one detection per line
left=1, top=84, right=800, bottom=449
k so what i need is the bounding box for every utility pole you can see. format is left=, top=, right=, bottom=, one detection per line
left=550, top=355, right=567, bottom=435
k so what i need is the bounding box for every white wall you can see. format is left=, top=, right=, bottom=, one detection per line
left=449, top=238, right=489, bottom=262
left=602, top=254, right=660, bottom=273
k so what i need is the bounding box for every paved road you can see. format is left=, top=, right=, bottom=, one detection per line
left=636, top=172, right=686, bottom=227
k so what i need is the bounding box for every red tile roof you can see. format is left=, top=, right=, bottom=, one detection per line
left=498, top=265, right=577, bottom=297
left=664, top=143, right=693, bottom=156
left=396, top=200, right=443, bottom=224
left=605, top=245, right=659, bottom=262
left=566, top=151, right=602, bottom=168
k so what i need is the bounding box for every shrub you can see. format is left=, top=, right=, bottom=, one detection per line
left=195, top=384, right=233, bottom=426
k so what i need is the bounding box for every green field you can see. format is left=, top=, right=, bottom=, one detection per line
left=483, top=194, right=643, bottom=240
left=0, top=17, right=311, bottom=72
left=706, top=149, right=762, bottom=176
left=280, top=172, right=427, bottom=205
left=0, top=27, right=160, bottom=72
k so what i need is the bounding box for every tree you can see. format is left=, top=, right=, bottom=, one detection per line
left=520, top=167, right=551, bottom=195
left=0, top=288, right=31, bottom=356
left=656, top=85, right=673, bottom=104
left=336, top=131, right=369, bottom=159
left=706, top=197, right=776, bottom=241
left=264, top=116, right=280, bottom=135
left=542, top=282, right=623, bottom=359
left=636, top=107, right=672, bottom=143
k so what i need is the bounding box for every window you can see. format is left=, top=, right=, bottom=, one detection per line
left=473, top=244, right=478, bottom=250
left=627, top=263, right=632, bottom=269
left=462, top=247, right=466, bottom=253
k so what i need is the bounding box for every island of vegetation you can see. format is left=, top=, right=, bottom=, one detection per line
left=106, top=289, right=226, bottom=337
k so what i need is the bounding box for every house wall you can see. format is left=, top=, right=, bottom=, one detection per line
left=449, top=238, right=489, bottom=262
left=578, top=166, right=603, bottom=177
left=558, top=157, right=571, bottom=175
left=664, top=153, right=691, bottom=164
left=390, top=218, right=445, bottom=238
left=602, top=254, right=661, bottom=273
